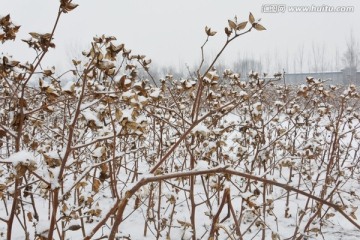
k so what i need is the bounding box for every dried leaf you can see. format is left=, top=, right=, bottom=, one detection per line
left=205, top=26, right=216, bottom=36
left=271, top=232, right=280, bottom=240
left=325, top=212, right=335, bottom=219
left=205, top=26, right=210, bottom=35
left=177, top=220, right=192, bottom=228
left=166, top=195, right=176, bottom=204
left=29, top=32, right=41, bottom=39
left=249, top=12, right=255, bottom=24
left=92, top=179, right=101, bottom=193
left=43, top=69, right=54, bottom=77
left=62, top=203, right=68, bottom=212
left=23, top=134, right=30, bottom=144
left=209, top=30, right=217, bottom=36
left=61, top=1, right=79, bottom=13
left=224, top=27, right=232, bottom=37
left=253, top=23, right=266, bottom=31
left=27, top=212, right=33, bottom=222
left=134, top=196, right=141, bottom=209
left=67, top=225, right=81, bottom=231
left=228, top=20, right=237, bottom=30
left=105, top=35, right=117, bottom=42
left=0, top=130, right=6, bottom=138
left=15, top=164, right=27, bottom=177
left=30, top=141, right=39, bottom=150
left=72, top=59, right=80, bottom=66
left=237, top=21, right=248, bottom=30
left=309, top=228, right=320, bottom=233
left=76, top=181, right=88, bottom=190
left=115, top=108, right=123, bottom=121
left=0, top=14, right=10, bottom=25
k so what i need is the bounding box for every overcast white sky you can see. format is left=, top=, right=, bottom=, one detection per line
left=1, top=0, right=359, bottom=74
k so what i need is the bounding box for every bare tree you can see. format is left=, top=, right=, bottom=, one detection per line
left=335, top=46, right=341, bottom=71
left=343, top=30, right=359, bottom=71
left=297, top=44, right=304, bottom=73
left=264, top=51, right=271, bottom=73
left=285, top=50, right=289, bottom=73
left=311, top=42, right=328, bottom=73
left=233, top=56, right=262, bottom=76
left=341, top=31, right=359, bottom=84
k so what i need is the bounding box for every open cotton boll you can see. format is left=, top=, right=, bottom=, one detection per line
left=194, top=160, right=210, bottom=171
left=3, top=150, right=36, bottom=167
left=191, top=123, right=209, bottom=137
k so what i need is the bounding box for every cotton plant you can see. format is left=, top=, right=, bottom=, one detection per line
left=1, top=3, right=360, bottom=240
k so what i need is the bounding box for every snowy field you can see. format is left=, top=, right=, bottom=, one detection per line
left=1, top=73, right=360, bottom=239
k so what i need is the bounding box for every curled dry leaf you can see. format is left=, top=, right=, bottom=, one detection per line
left=205, top=26, right=217, bottom=36
left=43, top=67, right=55, bottom=77
left=224, top=27, right=232, bottom=37
left=60, top=0, right=79, bottom=13
left=0, top=14, right=10, bottom=26
left=0, top=14, right=20, bottom=43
